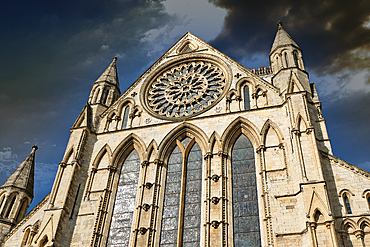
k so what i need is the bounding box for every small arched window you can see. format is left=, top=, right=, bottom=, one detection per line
left=93, top=88, right=100, bottom=104
left=243, top=86, right=250, bottom=110
left=122, top=106, right=130, bottom=129
left=344, top=195, right=352, bottom=214
left=4, top=195, right=16, bottom=218
left=367, top=196, right=370, bottom=210
left=0, top=194, right=5, bottom=212
left=39, top=235, right=48, bottom=247
left=101, top=88, right=109, bottom=105
left=293, top=50, right=299, bottom=68
left=284, top=52, right=289, bottom=67
left=21, top=228, right=31, bottom=246
left=16, top=199, right=27, bottom=222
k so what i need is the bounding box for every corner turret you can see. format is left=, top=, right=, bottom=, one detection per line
left=0, top=145, right=37, bottom=244
left=88, top=57, right=121, bottom=107
left=269, top=22, right=310, bottom=95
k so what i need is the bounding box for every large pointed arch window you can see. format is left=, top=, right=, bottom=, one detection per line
left=232, top=134, right=261, bottom=246
left=160, top=137, right=202, bottom=246
left=107, top=149, right=141, bottom=247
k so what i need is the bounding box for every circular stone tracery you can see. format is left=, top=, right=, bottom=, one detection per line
left=146, top=61, right=227, bottom=120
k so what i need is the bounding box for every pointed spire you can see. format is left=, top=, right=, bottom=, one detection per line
left=95, top=57, right=119, bottom=87
left=270, top=21, right=299, bottom=54
left=0, top=145, right=37, bottom=198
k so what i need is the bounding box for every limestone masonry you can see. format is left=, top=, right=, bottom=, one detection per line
left=1, top=22, right=369, bottom=247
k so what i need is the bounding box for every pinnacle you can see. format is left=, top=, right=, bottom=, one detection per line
left=94, top=57, right=119, bottom=87
left=270, top=21, right=299, bottom=54
left=0, top=146, right=37, bottom=198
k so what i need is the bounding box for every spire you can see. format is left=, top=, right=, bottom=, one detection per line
left=270, top=21, right=299, bottom=54
left=0, top=145, right=37, bottom=198
left=94, top=56, right=119, bottom=87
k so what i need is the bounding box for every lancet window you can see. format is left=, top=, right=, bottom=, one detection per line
left=243, top=86, right=250, bottom=110
left=344, top=194, right=352, bottom=214
left=284, top=52, right=289, bottom=67
left=160, top=137, right=202, bottom=246
left=122, top=106, right=130, bottom=129
left=231, top=134, right=261, bottom=246
left=293, top=50, right=299, bottom=68
left=107, top=149, right=141, bottom=246
left=4, top=194, right=16, bottom=218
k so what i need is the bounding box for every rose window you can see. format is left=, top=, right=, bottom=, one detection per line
left=145, top=61, right=227, bottom=120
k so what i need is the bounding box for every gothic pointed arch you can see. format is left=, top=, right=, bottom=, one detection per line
left=107, top=110, right=118, bottom=120
left=358, top=217, right=370, bottom=230
left=112, top=133, right=147, bottom=169
left=92, top=144, right=113, bottom=169
left=159, top=134, right=204, bottom=246
left=146, top=139, right=158, bottom=162
left=209, top=131, right=222, bottom=154
left=260, top=119, right=284, bottom=145
left=295, top=113, right=308, bottom=131
left=307, top=189, right=331, bottom=221
left=236, top=77, right=255, bottom=95
left=62, top=147, right=74, bottom=164
left=221, top=116, right=260, bottom=153
left=287, top=75, right=305, bottom=93
left=157, top=122, right=209, bottom=161
left=117, top=98, right=135, bottom=116
left=226, top=89, right=237, bottom=101
left=176, top=40, right=199, bottom=53
left=342, top=218, right=357, bottom=231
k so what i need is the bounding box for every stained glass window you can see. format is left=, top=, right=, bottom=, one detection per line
left=243, top=86, right=250, bottom=110
left=232, top=134, right=261, bottom=247
left=160, top=146, right=182, bottom=246
left=122, top=106, right=130, bottom=129
left=160, top=138, right=202, bottom=246
left=107, top=150, right=140, bottom=247
left=183, top=142, right=202, bottom=246
left=344, top=195, right=352, bottom=214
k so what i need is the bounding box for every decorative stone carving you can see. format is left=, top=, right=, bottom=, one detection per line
left=144, top=182, right=153, bottom=189
left=211, top=197, right=220, bottom=204
left=142, top=204, right=150, bottom=211
left=143, top=60, right=228, bottom=120
left=211, top=220, right=220, bottom=229
left=211, top=174, right=220, bottom=182
left=138, top=227, right=148, bottom=235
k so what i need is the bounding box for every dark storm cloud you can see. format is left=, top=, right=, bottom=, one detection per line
left=208, top=0, right=370, bottom=75
left=0, top=0, right=180, bottom=162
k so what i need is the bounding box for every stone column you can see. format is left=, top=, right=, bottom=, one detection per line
left=354, top=230, right=366, bottom=247
left=309, top=222, right=318, bottom=247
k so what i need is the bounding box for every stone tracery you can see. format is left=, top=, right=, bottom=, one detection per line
left=146, top=61, right=226, bottom=119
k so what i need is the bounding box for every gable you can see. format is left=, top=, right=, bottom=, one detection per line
left=98, top=32, right=283, bottom=132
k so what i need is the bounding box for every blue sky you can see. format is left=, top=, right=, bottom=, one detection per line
left=0, top=0, right=369, bottom=211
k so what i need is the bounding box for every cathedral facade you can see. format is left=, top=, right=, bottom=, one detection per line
left=1, top=22, right=370, bottom=247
